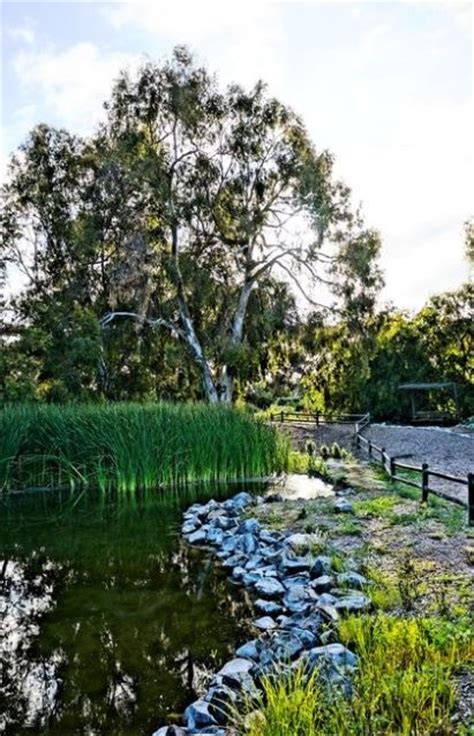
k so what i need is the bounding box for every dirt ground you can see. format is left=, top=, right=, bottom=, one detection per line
left=280, top=421, right=473, bottom=504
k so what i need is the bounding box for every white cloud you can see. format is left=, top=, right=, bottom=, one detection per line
left=7, top=25, right=35, bottom=45
left=103, top=0, right=269, bottom=40
left=5, top=1, right=472, bottom=308
left=13, top=42, right=141, bottom=135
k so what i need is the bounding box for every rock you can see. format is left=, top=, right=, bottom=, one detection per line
left=292, top=627, right=318, bottom=648
left=337, top=572, right=367, bottom=590
left=316, top=603, right=339, bottom=623
left=310, top=556, right=332, bottom=578
left=232, top=492, right=254, bottom=508
left=289, top=611, right=322, bottom=633
left=238, top=518, right=261, bottom=534
left=280, top=556, right=313, bottom=574
left=302, top=642, right=358, bottom=672
left=282, top=573, right=310, bottom=589
left=186, top=503, right=208, bottom=520
left=318, top=592, right=337, bottom=605
left=230, top=566, right=246, bottom=582
left=335, top=487, right=356, bottom=497
left=242, top=571, right=264, bottom=587
left=206, top=527, right=225, bottom=546
left=221, top=553, right=245, bottom=570
left=311, top=575, right=334, bottom=593
left=222, top=669, right=258, bottom=696
left=260, top=530, right=282, bottom=544
left=214, top=516, right=237, bottom=531
left=283, top=597, right=313, bottom=615
left=253, top=616, right=277, bottom=631
left=254, top=599, right=282, bottom=616
left=264, top=492, right=284, bottom=503
left=187, top=529, right=207, bottom=545
left=152, top=727, right=187, bottom=736
left=217, top=658, right=254, bottom=678
left=241, top=533, right=259, bottom=555
left=182, top=521, right=198, bottom=535
left=236, top=639, right=261, bottom=661
left=286, top=533, right=319, bottom=553
left=206, top=685, right=237, bottom=724
left=334, top=498, right=354, bottom=514
left=254, top=577, right=285, bottom=599
left=271, top=632, right=304, bottom=660
left=245, top=555, right=264, bottom=571
left=334, top=594, right=371, bottom=614
left=184, top=699, right=217, bottom=730
left=221, top=535, right=241, bottom=555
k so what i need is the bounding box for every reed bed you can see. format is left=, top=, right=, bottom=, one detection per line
left=0, top=402, right=289, bottom=492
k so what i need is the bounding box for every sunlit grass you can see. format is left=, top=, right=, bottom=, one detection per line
left=0, top=402, right=289, bottom=492
left=236, top=613, right=473, bottom=735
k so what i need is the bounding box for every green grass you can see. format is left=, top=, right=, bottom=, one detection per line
left=236, top=613, right=474, bottom=735
left=353, top=495, right=399, bottom=519
left=0, top=402, right=289, bottom=492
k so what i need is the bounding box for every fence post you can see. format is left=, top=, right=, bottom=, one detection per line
left=381, top=447, right=386, bottom=472
left=316, top=411, right=320, bottom=428
left=468, top=473, right=474, bottom=526
left=280, top=411, right=284, bottom=423
left=389, top=456, right=395, bottom=481
left=421, top=463, right=429, bottom=504
left=368, top=440, right=372, bottom=460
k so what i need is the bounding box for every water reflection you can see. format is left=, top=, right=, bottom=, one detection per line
left=0, top=486, right=255, bottom=735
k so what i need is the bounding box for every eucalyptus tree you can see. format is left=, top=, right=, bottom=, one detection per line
left=1, top=47, right=382, bottom=403
left=98, top=46, right=382, bottom=402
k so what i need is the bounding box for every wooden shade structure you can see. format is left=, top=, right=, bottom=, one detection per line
left=398, top=382, right=459, bottom=422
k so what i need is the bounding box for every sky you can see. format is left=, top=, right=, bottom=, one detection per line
left=1, top=0, right=473, bottom=310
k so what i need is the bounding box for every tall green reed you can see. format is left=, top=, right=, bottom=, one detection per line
left=0, top=402, right=289, bottom=492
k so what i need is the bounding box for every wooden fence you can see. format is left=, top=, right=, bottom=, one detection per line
left=355, top=432, right=473, bottom=526
left=268, top=409, right=472, bottom=524
left=269, top=411, right=370, bottom=427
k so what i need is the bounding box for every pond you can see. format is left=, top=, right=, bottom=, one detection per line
left=0, top=485, right=256, bottom=736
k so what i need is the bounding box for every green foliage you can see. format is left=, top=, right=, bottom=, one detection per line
left=1, top=46, right=384, bottom=406
left=287, top=451, right=328, bottom=477
left=353, top=495, right=398, bottom=519
left=237, top=613, right=473, bottom=735
left=0, top=402, right=289, bottom=492
left=298, top=284, right=473, bottom=420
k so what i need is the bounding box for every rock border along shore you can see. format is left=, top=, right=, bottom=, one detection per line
left=153, top=491, right=371, bottom=736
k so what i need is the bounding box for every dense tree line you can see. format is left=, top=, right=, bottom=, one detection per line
left=1, top=48, right=472, bottom=418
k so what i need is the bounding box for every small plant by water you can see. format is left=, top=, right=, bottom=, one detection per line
left=0, top=402, right=289, bottom=492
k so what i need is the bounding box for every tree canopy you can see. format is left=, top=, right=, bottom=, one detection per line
left=1, top=47, right=471, bottom=417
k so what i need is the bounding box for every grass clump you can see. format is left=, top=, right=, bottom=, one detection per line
left=288, top=451, right=328, bottom=478
left=237, top=613, right=473, bottom=735
left=0, top=402, right=289, bottom=492
left=353, top=495, right=399, bottom=520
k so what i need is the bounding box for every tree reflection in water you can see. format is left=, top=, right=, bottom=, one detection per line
left=0, top=486, right=255, bottom=735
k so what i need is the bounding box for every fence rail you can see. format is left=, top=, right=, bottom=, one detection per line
left=269, top=411, right=369, bottom=427
left=355, top=432, right=473, bottom=525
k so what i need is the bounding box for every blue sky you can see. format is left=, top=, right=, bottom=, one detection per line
left=2, top=1, right=472, bottom=309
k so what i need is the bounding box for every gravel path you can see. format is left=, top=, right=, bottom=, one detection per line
left=280, top=421, right=473, bottom=504
left=361, top=424, right=474, bottom=503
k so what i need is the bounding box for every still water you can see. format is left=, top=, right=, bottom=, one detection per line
left=0, top=485, right=255, bottom=735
